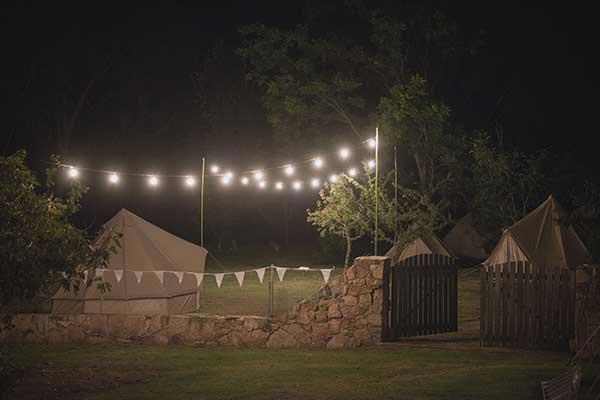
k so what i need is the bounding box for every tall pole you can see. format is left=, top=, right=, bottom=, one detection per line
left=394, top=145, right=398, bottom=244
left=375, top=125, right=379, bottom=256
left=200, top=157, right=205, bottom=247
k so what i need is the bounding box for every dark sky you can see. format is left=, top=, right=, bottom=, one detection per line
left=1, top=1, right=597, bottom=245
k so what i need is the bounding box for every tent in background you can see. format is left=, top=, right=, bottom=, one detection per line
left=52, top=209, right=207, bottom=315
left=385, top=233, right=453, bottom=266
left=443, top=213, right=489, bottom=262
left=483, top=195, right=591, bottom=270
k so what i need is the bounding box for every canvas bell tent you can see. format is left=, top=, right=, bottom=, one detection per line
left=385, top=233, right=453, bottom=266
left=442, top=213, right=489, bottom=262
left=483, top=195, right=591, bottom=270
left=52, top=209, right=207, bottom=315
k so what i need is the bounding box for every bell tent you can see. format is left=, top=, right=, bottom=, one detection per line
left=385, top=233, right=453, bottom=265
left=483, top=195, right=591, bottom=270
left=52, top=209, right=208, bottom=315
left=442, top=213, right=489, bottom=262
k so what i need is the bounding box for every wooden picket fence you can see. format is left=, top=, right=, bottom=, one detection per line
left=382, top=254, right=457, bottom=341
left=480, top=262, right=575, bottom=349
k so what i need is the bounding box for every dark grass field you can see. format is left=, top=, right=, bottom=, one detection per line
left=3, top=249, right=596, bottom=399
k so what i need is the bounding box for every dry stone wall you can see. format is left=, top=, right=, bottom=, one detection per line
left=1, top=256, right=388, bottom=349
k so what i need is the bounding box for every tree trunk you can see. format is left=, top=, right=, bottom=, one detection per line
left=345, top=236, right=352, bottom=267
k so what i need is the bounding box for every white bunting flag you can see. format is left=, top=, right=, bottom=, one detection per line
left=321, top=269, right=332, bottom=284
left=234, top=271, right=245, bottom=287
left=256, top=268, right=266, bottom=284
left=155, top=271, right=165, bottom=284
left=174, top=271, right=184, bottom=284
left=114, top=270, right=123, bottom=283
left=194, top=273, right=204, bottom=287
left=276, top=267, right=287, bottom=282
left=134, top=271, right=143, bottom=283
left=215, top=273, right=224, bottom=288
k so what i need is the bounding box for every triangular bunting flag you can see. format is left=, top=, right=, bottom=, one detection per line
left=194, top=273, right=204, bottom=287
left=114, top=270, right=123, bottom=283
left=155, top=271, right=165, bottom=284
left=321, top=269, right=332, bottom=284
left=256, top=268, right=266, bottom=284
left=174, top=271, right=184, bottom=284
left=276, top=267, right=286, bottom=282
left=234, top=271, right=245, bottom=287
left=134, top=271, right=143, bottom=283
left=215, top=273, right=224, bottom=288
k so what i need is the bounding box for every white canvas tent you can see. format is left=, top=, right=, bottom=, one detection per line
left=52, top=209, right=208, bottom=315
left=443, top=213, right=489, bottom=261
left=385, top=233, right=453, bottom=265
left=483, top=195, right=591, bottom=270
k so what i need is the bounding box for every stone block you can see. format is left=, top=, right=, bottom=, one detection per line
left=327, top=303, right=342, bottom=319
left=342, top=295, right=358, bottom=306
left=266, top=329, right=298, bottom=348
left=326, top=334, right=349, bottom=349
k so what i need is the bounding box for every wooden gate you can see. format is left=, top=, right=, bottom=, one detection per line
left=382, top=254, right=458, bottom=341
left=480, top=262, right=575, bottom=349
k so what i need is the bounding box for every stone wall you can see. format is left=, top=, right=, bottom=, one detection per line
left=1, top=256, right=388, bottom=349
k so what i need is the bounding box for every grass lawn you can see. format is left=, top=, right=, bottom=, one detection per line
left=4, top=254, right=596, bottom=399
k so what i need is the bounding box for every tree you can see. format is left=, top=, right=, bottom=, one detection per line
left=0, top=151, right=119, bottom=309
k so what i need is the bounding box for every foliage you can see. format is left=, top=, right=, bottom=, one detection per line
left=307, top=168, right=443, bottom=266
left=0, top=150, right=120, bottom=309
left=466, top=133, right=549, bottom=243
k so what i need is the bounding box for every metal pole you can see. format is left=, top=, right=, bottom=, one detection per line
left=267, top=265, right=274, bottom=318
left=375, top=125, right=379, bottom=256
left=200, top=157, right=205, bottom=247
left=394, top=145, right=398, bottom=244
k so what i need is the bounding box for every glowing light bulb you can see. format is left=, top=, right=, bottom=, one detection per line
left=310, top=178, right=320, bottom=188
left=210, top=165, right=219, bottom=174
left=241, top=177, right=249, bottom=185
left=108, top=173, right=119, bottom=184
left=367, top=160, right=375, bottom=169
left=367, top=138, right=376, bottom=149
left=254, top=170, right=264, bottom=181
left=348, top=168, right=357, bottom=177
left=222, top=175, right=232, bottom=185
left=225, top=171, right=234, bottom=179
left=185, top=176, right=196, bottom=187
left=313, top=157, right=323, bottom=168
left=275, top=181, right=284, bottom=190
left=293, top=181, right=302, bottom=191
left=149, top=175, right=158, bottom=186
left=284, top=165, right=295, bottom=176
left=329, top=174, right=338, bottom=183
left=339, top=148, right=350, bottom=160
left=68, top=167, right=79, bottom=178
left=258, top=181, right=266, bottom=189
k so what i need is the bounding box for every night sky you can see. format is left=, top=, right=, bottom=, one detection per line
left=1, top=1, right=597, bottom=247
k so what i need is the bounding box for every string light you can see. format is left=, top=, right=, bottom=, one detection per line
left=225, top=171, right=234, bottom=179
left=68, top=166, right=79, bottom=178
left=367, top=138, right=376, bottom=149
left=313, top=157, right=323, bottom=169
left=108, top=173, right=119, bottom=184
left=293, top=181, right=302, bottom=191
left=348, top=168, right=357, bottom=177
left=275, top=181, right=284, bottom=190
left=311, top=178, right=320, bottom=188
left=210, top=165, right=219, bottom=174
left=148, top=176, right=159, bottom=187
left=339, top=148, right=350, bottom=160
left=241, top=177, right=249, bottom=185
left=254, top=170, right=264, bottom=181
left=185, top=176, right=196, bottom=187
left=367, top=160, right=375, bottom=169
left=258, top=181, right=267, bottom=189
left=329, top=174, right=338, bottom=183
left=284, top=165, right=295, bottom=176
left=222, top=175, right=232, bottom=185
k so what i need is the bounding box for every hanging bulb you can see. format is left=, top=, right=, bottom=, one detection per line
left=68, top=167, right=79, bottom=178
left=329, top=174, right=338, bottom=183
left=284, top=165, right=295, bottom=176
left=348, top=168, right=357, bottom=177
left=275, top=181, right=284, bottom=190
left=210, top=165, right=219, bottom=174
left=185, top=176, right=196, bottom=187
left=293, top=181, right=302, bottom=191
left=254, top=170, right=264, bottom=181
left=367, top=138, right=376, bottom=149
left=367, top=160, right=375, bottom=169
left=241, top=176, right=249, bottom=185
left=148, top=175, right=159, bottom=186
left=310, top=178, right=320, bottom=188
left=258, top=180, right=267, bottom=189
left=339, top=148, right=350, bottom=160
left=313, top=157, right=323, bottom=169
left=108, top=173, right=119, bottom=184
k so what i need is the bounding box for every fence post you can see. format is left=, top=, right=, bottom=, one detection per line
left=267, top=265, right=275, bottom=318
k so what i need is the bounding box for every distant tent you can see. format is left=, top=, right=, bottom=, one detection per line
left=52, top=209, right=208, bottom=315
left=483, top=195, right=592, bottom=270
left=385, top=233, right=453, bottom=265
left=443, top=213, right=489, bottom=261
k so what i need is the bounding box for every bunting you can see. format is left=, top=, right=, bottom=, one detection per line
left=321, top=269, right=332, bottom=284
left=134, top=271, right=143, bottom=283
left=234, top=271, right=245, bottom=287
left=214, top=273, right=224, bottom=288
left=174, top=271, right=184, bottom=284
left=276, top=267, right=286, bottom=282
left=256, top=268, right=266, bottom=284
left=114, top=270, right=123, bottom=283
left=194, top=273, right=204, bottom=287
left=155, top=271, right=165, bottom=284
